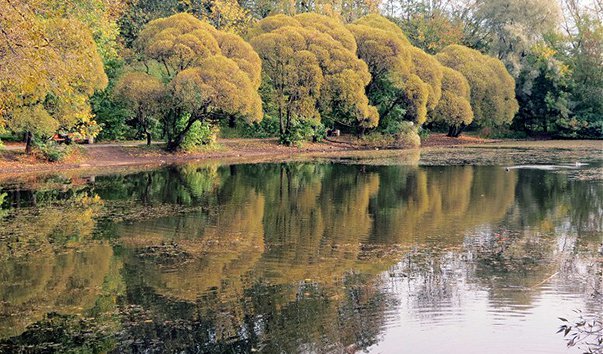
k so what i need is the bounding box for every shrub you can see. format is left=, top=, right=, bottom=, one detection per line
left=33, top=141, right=76, bottom=162
left=480, top=126, right=528, bottom=139
left=279, top=119, right=326, bottom=146
left=181, top=121, right=218, bottom=152
left=0, top=131, right=22, bottom=142
left=383, top=121, right=421, bottom=147
left=418, top=126, right=430, bottom=140
left=359, top=132, right=396, bottom=146
left=242, top=116, right=280, bottom=138
left=397, top=122, right=421, bottom=147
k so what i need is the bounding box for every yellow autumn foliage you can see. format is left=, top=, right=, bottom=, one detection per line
left=214, top=31, right=263, bottom=88
left=430, top=66, right=474, bottom=131
left=401, top=74, right=430, bottom=124
left=436, top=44, right=519, bottom=127
left=136, top=13, right=221, bottom=75
left=350, top=14, right=444, bottom=125
left=347, top=23, right=411, bottom=77
left=171, top=55, right=263, bottom=123
left=133, top=13, right=262, bottom=149
left=8, top=105, right=59, bottom=137
left=294, top=12, right=357, bottom=52
left=354, top=14, right=411, bottom=44
left=408, top=45, right=443, bottom=111
left=114, top=72, right=165, bottom=108
left=248, top=13, right=377, bottom=131
left=0, top=2, right=107, bottom=142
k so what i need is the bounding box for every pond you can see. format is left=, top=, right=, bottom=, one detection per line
left=0, top=152, right=601, bottom=353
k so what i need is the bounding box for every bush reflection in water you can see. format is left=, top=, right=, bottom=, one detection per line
left=0, top=161, right=600, bottom=353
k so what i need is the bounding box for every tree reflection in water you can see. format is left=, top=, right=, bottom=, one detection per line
left=0, top=161, right=600, bottom=353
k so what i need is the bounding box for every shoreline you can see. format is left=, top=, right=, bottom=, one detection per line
left=0, top=135, right=601, bottom=180
left=0, top=135, right=485, bottom=175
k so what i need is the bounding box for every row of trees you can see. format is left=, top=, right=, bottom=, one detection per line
left=121, top=11, right=516, bottom=144
left=1, top=0, right=600, bottom=153
left=388, top=0, right=602, bottom=138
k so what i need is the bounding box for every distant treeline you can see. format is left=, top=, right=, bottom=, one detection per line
left=1, top=0, right=601, bottom=153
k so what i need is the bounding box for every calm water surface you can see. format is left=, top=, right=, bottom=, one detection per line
left=0, top=156, right=601, bottom=353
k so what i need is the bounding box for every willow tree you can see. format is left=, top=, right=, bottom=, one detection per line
left=133, top=13, right=262, bottom=151
left=0, top=1, right=108, bottom=153
left=436, top=44, right=519, bottom=134
left=113, top=72, right=164, bottom=145
left=248, top=13, right=377, bottom=139
left=471, top=0, right=561, bottom=76
left=349, top=15, right=444, bottom=129
left=431, top=67, right=474, bottom=137
left=354, top=14, right=411, bottom=42
left=408, top=46, right=443, bottom=111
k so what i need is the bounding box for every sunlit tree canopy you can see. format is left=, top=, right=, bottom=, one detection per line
left=350, top=14, right=444, bottom=127
left=436, top=44, right=518, bottom=130
left=430, top=66, right=474, bottom=137
left=0, top=0, right=108, bottom=152
left=132, top=12, right=262, bottom=150
left=248, top=13, right=377, bottom=138
left=113, top=72, right=165, bottom=144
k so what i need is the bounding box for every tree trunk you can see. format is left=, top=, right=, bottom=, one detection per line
left=278, top=106, right=284, bottom=135
left=447, top=125, right=456, bottom=137
left=25, top=131, right=33, bottom=154
left=166, top=115, right=199, bottom=151
left=447, top=124, right=466, bottom=138
left=166, top=136, right=184, bottom=152
left=457, top=124, right=466, bottom=137
left=359, top=127, right=366, bottom=137
left=228, top=115, right=236, bottom=128
left=285, top=108, right=291, bottom=131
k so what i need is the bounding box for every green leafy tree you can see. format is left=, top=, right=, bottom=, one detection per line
left=436, top=44, right=518, bottom=135
left=513, top=44, right=571, bottom=136
left=91, top=60, right=134, bottom=141
left=558, top=3, right=603, bottom=138
left=132, top=13, right=262, bottom=150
